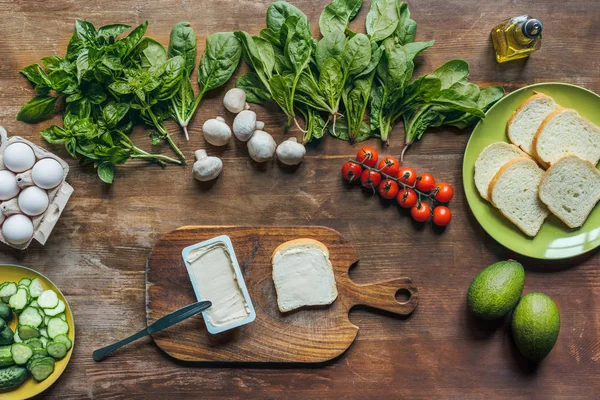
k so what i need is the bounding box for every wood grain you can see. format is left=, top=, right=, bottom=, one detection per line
left=0, top=0, right=598, bottom=398
left=146, top=226, right=417, bottom=363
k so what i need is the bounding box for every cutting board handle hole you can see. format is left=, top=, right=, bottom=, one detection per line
left=394, top=288, right=411, bottom=303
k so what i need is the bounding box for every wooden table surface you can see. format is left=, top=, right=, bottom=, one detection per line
left=1, top=0, right=599, bottom=398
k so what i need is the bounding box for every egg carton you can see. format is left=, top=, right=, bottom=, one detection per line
left=0, top=126, right=73, bottom=250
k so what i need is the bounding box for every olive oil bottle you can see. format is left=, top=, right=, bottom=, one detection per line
left=491, top=15, right=543, bottom=63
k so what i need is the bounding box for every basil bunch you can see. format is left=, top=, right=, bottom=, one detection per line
left=17, top=21, right=242, bottom=183
left=236, top=0, right=503, bottom=157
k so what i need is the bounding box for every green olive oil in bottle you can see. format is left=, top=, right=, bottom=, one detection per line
left=491, top=15, right=543, bottom=63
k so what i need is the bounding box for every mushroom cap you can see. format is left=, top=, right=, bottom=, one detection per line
left=193, top=155, right=223, bottom=181
left=202, top=118, right=232, bottom=146
left=233, top=110, right=257, bottom=142
left=247, top=130, right=276, bottom=162
left=276, top=138, right=306, bottom=166
left=223, top=88, right=247, bottom=114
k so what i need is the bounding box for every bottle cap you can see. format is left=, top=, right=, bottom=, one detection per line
left=522, top=19, right=543, bottom=39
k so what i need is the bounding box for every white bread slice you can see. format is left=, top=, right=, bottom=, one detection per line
left=539, top=155, right=600, bottom=228
left=507, top=93, right=557, bottom=155
left=474, top=142, right=529, bottom=200
left=533, top=108, right=600, bottom=168
left=272, top=238, right=338, bottom=313
left=489, top=158, right=550, bottom=237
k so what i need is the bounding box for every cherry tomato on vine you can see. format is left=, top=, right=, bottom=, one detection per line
left=342, top=161, right=362, bottom=183
left=361, top=169, right=382, bottom=189
left=356, top=147, right=379, bottom=167
left=397, top=188, right=417, bottom=208
left=433, top=183, right=454, bottom=203
left=433, top=206, right=452, bottom=226
left=411, top=202, right=431, bottom=222
left=397, top=167, right=417, bottom=186
left=416, top=173, right=436, bottom=192
left=377, top=156, right=400, bottom=176
left=378, top=179, right=399, bottom=199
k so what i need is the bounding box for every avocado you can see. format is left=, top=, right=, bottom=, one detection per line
left=467, top=260, right=525, bottom=319
left=511, top=292, right=560, bottom=361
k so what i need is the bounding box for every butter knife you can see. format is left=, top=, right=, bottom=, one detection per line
left=93, top=300, right=212, bottom=361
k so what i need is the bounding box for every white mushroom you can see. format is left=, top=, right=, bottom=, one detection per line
left=223, top=88, right=249, bottom=114
left=233, top=110, right=265, bottom=142
left=192, top=150, right=223, bottom=182
left=276, top=137, right=306, bottom=166
left=202, top=117, right=231, bottom=146
left=247, top=130, right=276, bottom=163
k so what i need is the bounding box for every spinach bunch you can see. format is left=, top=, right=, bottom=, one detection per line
left=235, top=1, right=313, bottom=136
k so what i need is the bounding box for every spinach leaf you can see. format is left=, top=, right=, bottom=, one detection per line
left=168, top=22, right=197, bottom=74
left=315, top=31, right=346, bottom=71
left=16, top=95, right=57, bottom=123
left=198, top=32, right=243, bottom=93
left=366, top=0, right=399, bottom=43
left=319, top=58, right=344, bottom=110
left=140, top=38, right=167, bottom=69
left=319, top=0, right=363, bottom=37
left=236, top=72, right=272, bottom=103
left=394, top=2, right=417, bottom=44
left=341, top=33, right=371, bottom=77
left=156, top=56, right=185, bottom=101
left=266, top=1, right=308, bottom=33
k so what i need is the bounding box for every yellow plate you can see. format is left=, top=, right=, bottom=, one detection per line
left=0, top=265, right=75, bottom=400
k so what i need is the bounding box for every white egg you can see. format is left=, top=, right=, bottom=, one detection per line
left=18, top=186, right=49, bottom=216
left=2, top=214, right=33, bottom=244
left=3, top=143, right=36, bottom=173
left=32, top=158, right=64, bottom=189
left=0, top=170, right=19, bottom=200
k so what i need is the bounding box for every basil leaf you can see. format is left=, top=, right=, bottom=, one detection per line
left=97, top=161, right=114, bottom=184
left=75, top=20, right=97, bottom=42
left=198, top=32, right=242, bottom=93
left=102, top=102, right=130, bottom=128
left=266, top=1, right=308, bottom=33
left=20, top=64, right=51, bottom=92
left=98, top=24, right=131, bottom=38
left=122, top=21, right=148, bottom=58
left=76, top=49, right=89, bottom=83
left=41, top=125, right=68, bottom=144
left=66, top=32, right=84, bottom=62
left=319, top=0, right=363, bottom=37
left=366, top=0, right=400, bottom=43
left=41, top=56, right=65, bottom=71
left=16, top=95, right=57, bottom=123
left=168, top=22, right=197, bottom=74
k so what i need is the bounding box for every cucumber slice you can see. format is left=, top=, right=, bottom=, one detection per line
left=0, top=283, right=17, bottom=299
left=9, top=288, right=28, bottom=312
left=29, top=300, right=39, bottom=309
left=25, top=338, right=43, bottom=349
left=47, top=318, right=68, bottom=339
left=46, top=342, right=67, bottom=360
left=19, top=307, right=43, bottom=328
left=11, top=343, right=33, bottom=365
left=0, top=345, right=14, bottom=367
left=17, top=326, right=40, bottom=340
left=30, top=360, right=55, bottom=382
left=38, top=291, right=58, bottom=309
left=44, top=316, right=50, bottom=327
left=39, top=328, right=48, bottom=338
left=18, top=279, right=31, bottom=287
left=57, top=313, right=66, bottom=322
left=0, top=328, right=14, bottom=346
left=26, top=353, right=46, bottom=368
left=17, top=285, right=31, bottom=303
left=44, top=300, right=65, bottom=317
left=13, top=330, right=22, bottom=343
left=32, top=347, right=48, bottom=357
left=28, top=278, right=44, bottom=298
left=39, top=337, right=48, bottom=348
left=52, top=334, right=72, bottom=351
left=0, top=302, right=11, bottom=322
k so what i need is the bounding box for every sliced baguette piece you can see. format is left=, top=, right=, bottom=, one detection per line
left=539, top=155, right=600, bottom=228
left=474, top=142, right=529, bottom=200
left=507, top=93, right=558, bottom=155
left=272, top=238, right=338, bottom=313
left=489, top=158, right=550, bottom=237
left=533, top=108, right=600, bottom=168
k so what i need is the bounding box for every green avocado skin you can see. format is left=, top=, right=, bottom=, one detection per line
left=467, top=260, right=525, bottom=319
left=511, top=293, right=560, bottom=361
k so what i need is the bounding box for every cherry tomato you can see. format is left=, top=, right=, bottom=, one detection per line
left=377, top=156, right=400, bottom=176
left=397, top=188, right=417, bottom=208
left=433, top=183, right=454, bottom=203
left=416, top=173, right=436, bottom=193
left=397, top=167, right=417, bottom=186
left=378, top=179, right=399, bottom=199
left=433, top=206, right=452, bottom=226
left=361, top=169, right=381, bottom=189
left=411, top=202, right=431, bottom=222
left=356, top=147, right=379, bottom=168
left=342, top=161, right=362, bottom=183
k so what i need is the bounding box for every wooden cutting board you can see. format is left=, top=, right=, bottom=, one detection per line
left=145, top=226, right=418, bottom=363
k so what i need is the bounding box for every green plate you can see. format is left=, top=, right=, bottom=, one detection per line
left=463, top=83, right=600, bottom=260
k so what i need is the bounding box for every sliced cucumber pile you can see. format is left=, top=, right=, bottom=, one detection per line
left=0, top=279, right=73, bottom=390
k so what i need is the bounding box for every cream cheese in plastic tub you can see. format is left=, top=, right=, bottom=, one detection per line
left=182, top=235, right=256, bottom=334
